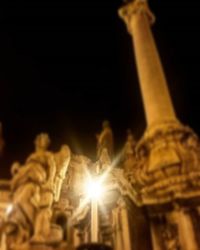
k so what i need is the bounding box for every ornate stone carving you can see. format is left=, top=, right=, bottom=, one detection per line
left=161, top=223, right=180, bottom=250
left=128, top=121, right=200, bottom=205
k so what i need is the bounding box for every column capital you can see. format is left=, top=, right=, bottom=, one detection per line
left=118, top=0, right=155, bottom=32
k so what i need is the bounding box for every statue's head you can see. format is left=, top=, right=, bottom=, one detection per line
left=34, top=133, right=50, bottom=151
left=102, top=120, right=110, bottom=129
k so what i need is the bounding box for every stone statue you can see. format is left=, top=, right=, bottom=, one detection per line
left=96, top=121, right=114, bottom=159
left=123, top=130, right=136, bottom=157
left=27, top=133, right=60, bottom=244
left=5, top=133, right=71, bottom=248
left=5, top=134, right=54, bottom=248
left=6, top=134, right=54, bottom=246
left=122, top=130, right=137, bottom=172
left=5, top=160, right=46, bottom=249
left=31, top=136, right=71, bottom=245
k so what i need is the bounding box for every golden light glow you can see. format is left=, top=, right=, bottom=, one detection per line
left=71, top=153, right=122, bottom=221
left=6, top=204, right=13, bottom=215
left=85, top=178, right=104, bottom=200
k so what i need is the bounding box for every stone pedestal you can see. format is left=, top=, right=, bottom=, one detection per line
left=120, top=205, right=131, bottom=250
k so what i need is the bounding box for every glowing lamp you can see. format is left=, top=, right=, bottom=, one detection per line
left=84, top=175, right=105, bottom=242
left=85, top=179, right=104, bottom=200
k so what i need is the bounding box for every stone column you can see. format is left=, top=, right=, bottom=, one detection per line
left=73, top=228, right=81, bottom=248
left=112, top=207, right=123, bottom=250
left=119, top=201, right=132, bottom=250
left=150, top=222, right=163, bottom=250
left=175, top=209, right=199, bottom=250
left=119, top=0, right=176, bottom=126
left=1, top=233, right=7, bottom=250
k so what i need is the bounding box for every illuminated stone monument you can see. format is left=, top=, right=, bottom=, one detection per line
left=0, top=0, right=200, bottom=250
left=119, top=0, right=200, bottom=250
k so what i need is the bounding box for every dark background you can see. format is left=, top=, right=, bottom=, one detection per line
left=0, top=0, right=200, bottom=178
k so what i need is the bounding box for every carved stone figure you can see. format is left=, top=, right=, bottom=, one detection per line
left=122, top=130, right=137, bottom=172
left=27, top=133, right=59, bottom=244
left=4, top=133, right=69, bottom=248
left=30, top=136, right=71, bottom=246
left=6, top=160, right=46, bottom=249
left=124, top=130, right=136, bottom=157
left=96, top=121, right=114, bottom=159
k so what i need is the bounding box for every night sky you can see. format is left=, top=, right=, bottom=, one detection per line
left=0, top=0, right=200, bottom=178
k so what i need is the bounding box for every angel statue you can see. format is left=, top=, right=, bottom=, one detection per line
left=5, top=133, right=71, bottom=248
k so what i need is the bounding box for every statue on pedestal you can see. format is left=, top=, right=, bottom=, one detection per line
left=25, top=133, right=56, bottom=244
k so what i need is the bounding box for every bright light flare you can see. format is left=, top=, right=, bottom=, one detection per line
left=6, top=204, right=13, bottom=215
left=85, top=178, right=104, bottom=200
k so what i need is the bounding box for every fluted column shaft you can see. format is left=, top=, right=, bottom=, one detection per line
left=119, top=0, right=176, bottom=126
